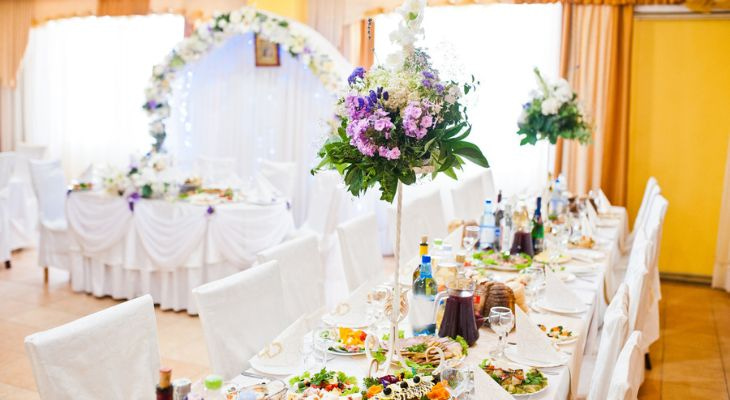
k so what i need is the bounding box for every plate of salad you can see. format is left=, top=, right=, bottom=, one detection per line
left=287, top=368, right=361, bottom=399
left=323, top=327, right=368, bottom=356
left=538, top=324, right=578, bottom=345
left=473, top=250, right=533, bottom=271
left=393, top=336, right=467, bottom=374
left=479, top=358, right=549, bottom=397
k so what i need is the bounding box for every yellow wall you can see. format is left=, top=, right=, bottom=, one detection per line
left=628, top=17, right=730, bottom=276
left=252, top=0, right=307, bottom=22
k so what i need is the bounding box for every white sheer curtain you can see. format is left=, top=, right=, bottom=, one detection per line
left=20, top=15, right=184, bottom=178
left=165, top=32, right=339, bottom=223
left=375, top=4, right=562, bottom=196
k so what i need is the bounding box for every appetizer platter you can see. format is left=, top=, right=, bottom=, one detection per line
left=287, top=369, right=361, bottom=399
left=324, top=327, right=368, bottom=355
left=393, top=336, right=466, bottom=374
left=538, top=324, right=577, bottom=344
left=472, top=250, right=533, bottom=271
left=362, top=371, right=437, bottom=400
left=479, top=358, right=549, bottom=397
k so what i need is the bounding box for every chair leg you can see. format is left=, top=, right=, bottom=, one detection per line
left=645, top=353, right=652, bottom=370
left=4, top=260, right=10, bottom=269
left=43, top=267, right=49, bottom=284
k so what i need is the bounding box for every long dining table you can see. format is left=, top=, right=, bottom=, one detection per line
left=237, top=210, right=628, bottom=399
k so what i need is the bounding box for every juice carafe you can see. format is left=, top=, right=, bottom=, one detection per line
left=434, top=278, right=479, bottom=346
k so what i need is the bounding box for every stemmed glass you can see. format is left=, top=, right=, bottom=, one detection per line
left=367, top=285, right=390, bottom=325
left=462, top=226, right=480, bottom=257
left=314, top=324, right=333, bottom=368
left=523, top=266, right=546, bottom=310
left=441, top=366, right=475, bottom=399
left=488, top=306, right=514, bottom=360
left=300, top=333, right=314, bottom=371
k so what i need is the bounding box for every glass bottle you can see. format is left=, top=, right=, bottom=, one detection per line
left=500, top=204, right=513, bottom=253
left=532, top=197, right=545, bottom=254
left=478, top=200, right=496, bottom=250
left=412, top=235, right=429, bottom=283
left=156, top=367, right=173, bottom=400
left=493, top=191, right=503, bottom=251
left=411, top=255, right=437, bottom=336
left=510, top=200, right=534, bottom=256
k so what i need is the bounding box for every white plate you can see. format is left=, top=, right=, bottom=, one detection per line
left=249, top=358, right=302, bottom=377
left=480, top=359, right=550, bottom=398
left=536, top=300, right=588, bottom=315
left=326, top=347, right=366, bottom=356
left=554, top=335, right=579, bottom=345
left=504, top=346, right=569, bottom=368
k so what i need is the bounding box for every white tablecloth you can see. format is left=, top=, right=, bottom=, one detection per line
left=244, top=212, right=628, bottom=400
left=66, top=192, right=294, bottom=314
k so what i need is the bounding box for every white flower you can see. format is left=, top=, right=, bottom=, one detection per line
left=385, top=51, right=405, bottom=70
left=541, top=96, right=561, bottom=115
left=554, top=78, right=573, bottom=103
left=152, top=65, right=165, bottom=76
left=229, top=10, right=243, bottom=24
left=216, top=18, right=228, bottom=30
left=518, top=109, right=528, bottom=125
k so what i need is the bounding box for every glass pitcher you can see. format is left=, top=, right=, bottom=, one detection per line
left=434, top=278, right=480, bottom=346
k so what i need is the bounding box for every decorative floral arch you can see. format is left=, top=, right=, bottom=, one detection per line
left=142, top=7, right=349, bottom=151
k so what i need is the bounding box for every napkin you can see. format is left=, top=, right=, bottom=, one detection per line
left=597, top=189, right=611, bottom=214
left=474, top=366, right=514, bottom=399
left=515, top=307, right=563, bottom=364
left=250, top=315, right=308, bottom=368
left=249, top=175, right=279, bottom=202
left=580, top=213, right=595, bottom=237
left=543, top=267, right=584, bottom=311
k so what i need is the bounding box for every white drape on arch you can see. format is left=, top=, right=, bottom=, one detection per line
left=165, top=31, right=346, bottom=223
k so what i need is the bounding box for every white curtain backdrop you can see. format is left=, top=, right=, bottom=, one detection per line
left=375, top=4, right=562, bottom=196
left=165, top=32, right=339, bottom=222
left=20, top=15, right=184, bottom=178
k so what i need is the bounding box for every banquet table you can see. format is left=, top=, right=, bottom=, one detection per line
left=66, top=191, right=294, bottom=314
left=238, top=211, right=628, bottom=399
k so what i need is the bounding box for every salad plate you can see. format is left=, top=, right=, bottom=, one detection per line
left=323, top=327, right=368, bottom=356
left=393, top=336, right=467, bottom=374
left=287, top=368, right=361, bottom=399
left=538, top=324, right=578, bottom=345
left=479, top=358, right=549, bottom=397
left=472, top=250, right=532, bottom=271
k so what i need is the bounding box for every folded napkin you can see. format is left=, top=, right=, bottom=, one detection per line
left=543, top=268, right=584, bottom=311
left=515, top=307, right=563, bottom=365
left=580, top=213, right=595, bottom=237
left=474, top=366, right=514, bottom=399
left=568, top=248, right=605, bottom=263
left=597, top=189, right=611, bottom=214
left=250, top=315, right=308, bottom=368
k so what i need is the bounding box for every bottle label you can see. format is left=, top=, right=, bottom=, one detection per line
left=410, top=294, right=435, bottom=330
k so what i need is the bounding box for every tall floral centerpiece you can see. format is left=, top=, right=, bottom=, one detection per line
left=312, top=0, right=488, bottom=373
left=517, top=68, right=591, bottom=145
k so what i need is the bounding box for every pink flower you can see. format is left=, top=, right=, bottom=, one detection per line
left=378, top=146, right=401, bottom=160
left=421, top=115, right=433, bottom=129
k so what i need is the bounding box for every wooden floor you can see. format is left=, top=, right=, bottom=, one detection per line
left=0, top=249, right=728, bottom=399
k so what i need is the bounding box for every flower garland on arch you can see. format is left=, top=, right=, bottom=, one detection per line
left=143, top=7, right=344, bottom=152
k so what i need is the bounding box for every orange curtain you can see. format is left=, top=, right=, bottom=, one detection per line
left=553, top=3, right=633, bottom=205
left=97, top=0, right=150, bottom=16
left=0, top=0, right=32, bottom=88
left=359, top=19, right=376, bottom=69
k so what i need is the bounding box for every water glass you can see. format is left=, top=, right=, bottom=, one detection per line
left=488, top=306, right=514, bottom=360
left=314, top=325, right=333, bottom=368
left=441, top=366, right=475, bottom=399
left=463, top=226, right=480, bottom=254
left=523, top=266, right=546, bottom=309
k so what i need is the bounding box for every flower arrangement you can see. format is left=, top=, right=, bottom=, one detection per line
left=143, top=7, right=344, bottom=152
left=312, top=0, right=488, bottom=203
left=100, top=153, right=178, bottom=199
left=516, top=68, right=591, bottom=146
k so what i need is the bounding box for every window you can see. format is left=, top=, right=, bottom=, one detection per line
left=375, top=4, right=563, bottom=195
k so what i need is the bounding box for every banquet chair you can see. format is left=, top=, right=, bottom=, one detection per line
left=24, top=295, right=160, bottom=400
left=337, top=213, right=386, bottom=292
left=0, top=152, right=15, bottom=268
left=259, top=159, right=296, bottom=200
left=624, top=177, right=660, bottom=253
left=9, top=144, right=45, bottom=251
left=450, top=171, right=487, bottom=221
left=193, top=260, right=290, bottom=379
left=194, top=155, right=242, bottom=187
left=256, top=234, right=325, bottom=323
left=576, top=283, right=630, bottom=400
left=389, top=188, right=448, bottom=269
left=606, top=331, right=645, bottom=400
left=480, top=168, right=497, bottom=201
left=29, top=160, right=71, bottom=282
left=637, top=195, right=668, bottom=352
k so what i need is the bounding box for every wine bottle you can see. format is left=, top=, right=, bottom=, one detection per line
left=412, top=235, right=428, bottom=283
left=156, top=367, right=172, bottom=400
left=411, top=255, right=437, bottom=336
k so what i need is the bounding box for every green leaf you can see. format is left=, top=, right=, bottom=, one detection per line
left=452, top=141, right=489, bottom=167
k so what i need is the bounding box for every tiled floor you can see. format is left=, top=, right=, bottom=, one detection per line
left=1, top=249, right=728, bottom=399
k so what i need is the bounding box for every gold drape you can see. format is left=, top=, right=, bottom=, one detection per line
left=554, top=3, right=633, bottom=205
left=97, top=0, right=150, bottom=16
left=0, top=0, right=32, bottom=88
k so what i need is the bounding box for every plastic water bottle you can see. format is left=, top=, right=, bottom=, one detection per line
left=479, top=200, right=496, bottom=250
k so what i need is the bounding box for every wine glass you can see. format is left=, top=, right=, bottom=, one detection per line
left=522, top=266, right=546, bottom=310
left=300, top=333, right=314, bottom=370
left=367, top=285, right=390, bottom=324
left=314, top=324, right=334, bottom=368
left=463, top=226, right=480, bottom=255
left=441, top=366, right=475, bottom=399
left=488, top=307, right=514, bottom=360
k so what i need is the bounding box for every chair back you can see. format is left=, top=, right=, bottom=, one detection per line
left=337, top=213, right=385, bottom=292
left=632, top=177, right=659, bottom=235
left=0, top=152, right=16, bottom=190
left=193, top=260, right=289, bottom=379
left=302, top=170, right=342, bottom=237
left=587, top=284, right=630, bottom=400
left=29, top=160, right=67, bottom=224
left=451, top=172, right=486, bottom=221
left=15, top=143, right=47, bottom=182
left=24, top=295, right=160, bottom=400
left=259, top=159, right=296, bottom=200
left=257, top=234, right=325, bottom=322
left=606, top=331, right=645, bottom=400
left=481, top=168, right=497, bottom=200
left=624, top=231, right=652, bottom=334
left=391, top=188, right=447, bottom=268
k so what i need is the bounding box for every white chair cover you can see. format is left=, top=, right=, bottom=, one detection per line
left=389, top=188, right=447, bottom=268
left=624, top=232, right=652, bottom=337
left=606, top=331, right=645, bottom=400
left=29, top=160, right=70, bottom=270
left=450, top=172, right=486, bottom=221
left=15, top=143, right=47, bottom=182
left=257, top=234, right=325, bottom=323
left=259, top=159, right=296, bottom=201
left=300, top=170, right=342, bottom=239
left=481, top=168, right=497, bottom=201
left=194, top=155, right=242, bottom=187
left=585, top=283, right=630, bottom=400
left=8, top=146, right=41, bottom=250
left=24, top=295, right=160, bottom=400
left=0, top=153, right=14, bottom=262
left=337, top=213, right=386, bottom=292
left=626, top=177, right=659, bottom=249
left=640, top=194, right=668, bottom=349
left=193, top=260, right=289, bottom=379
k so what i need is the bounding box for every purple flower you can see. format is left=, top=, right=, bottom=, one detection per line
left=422, top=79, right=433, bottom=88
left=383, top=91, right=389, bottom=101
left=435, top=84, right=445, bottom=94
left=348, top=67, right=366, bottom=85
left=421, top=115, right=433, bottom=129
left=422, top=71, right=435, bottom=80
left=378, top=146, right=401, bottom=160
left=374, top=119, right=387, bottom=131
left=207, top=205, right=215, bottom=215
